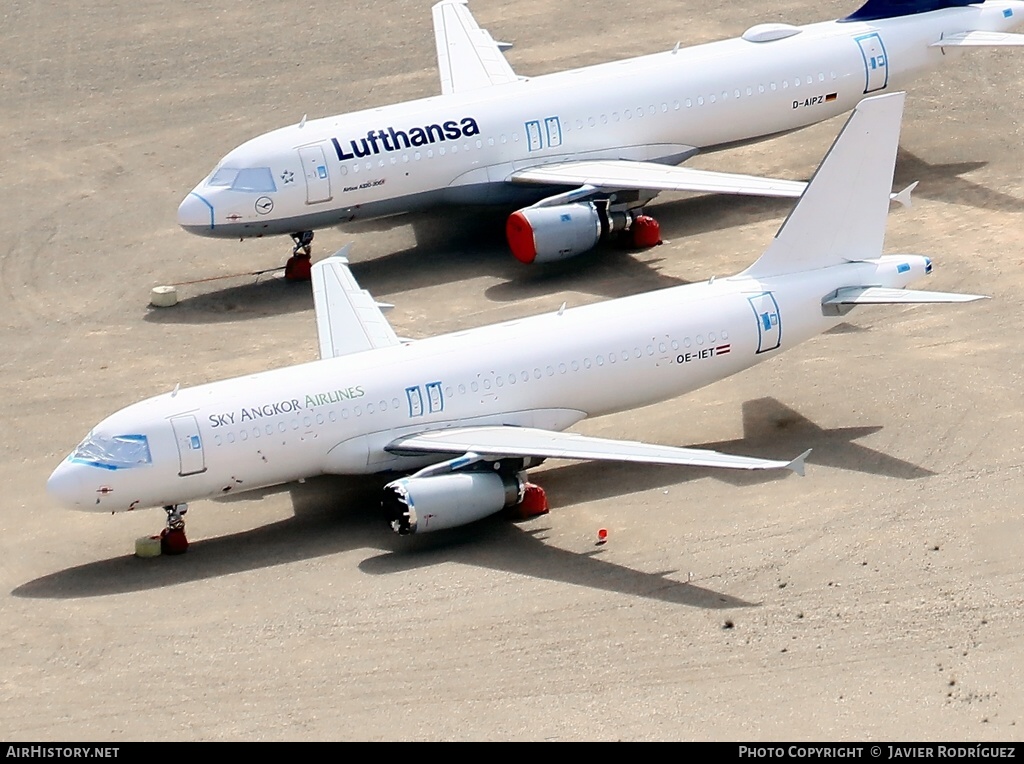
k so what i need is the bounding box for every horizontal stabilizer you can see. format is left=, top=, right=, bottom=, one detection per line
left=931, top=31, right=1024, bottom=47
left=388, top=425, right=808, bottom=474
left=822, top=286, right=988, bottom=315
left=311, top=246, right=401, bottom=359
left=824, top=286, right=989, bottom=305
left=511, top=159, right=808, bottom=198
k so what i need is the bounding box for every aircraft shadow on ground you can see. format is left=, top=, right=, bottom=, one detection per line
left=727, top=396, right=933, bottom=481
left=11, top=475, right=386, bottom=601
left=356, top=524, right=752, bottom=610
left=824, top=322, right=868, bottom=335
left=136, top=191, right=794, bottom=329
left=375, top=194, right=794, bottom=302
left=343, top=207, right=691, bottom=303
left=12, top=471, right=752, bottom=609
left=13, top=399, right=926, bottom=605
left=533, top=396, right=932, bottom=507
left=893, top=148, right=1023, bottom=213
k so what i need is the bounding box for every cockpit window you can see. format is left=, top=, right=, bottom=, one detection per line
left=71, top=433, right=152, bottom=470
left=231, top=167, right=277, bottom=192
left=208, top=167, right=239, bottom=187
left=207, top=166, right=277, bottom=193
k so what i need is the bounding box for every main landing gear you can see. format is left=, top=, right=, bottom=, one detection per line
left=629, top=214, right=662, bottom=249
left=285, top=231, right=315, bottom=282
left=508, top=482, right=550, bottom=520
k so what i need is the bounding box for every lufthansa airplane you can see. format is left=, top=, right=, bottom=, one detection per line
left=177, top=0, right=1023, bottom=269
left=53, top=92, right=984, bottom=550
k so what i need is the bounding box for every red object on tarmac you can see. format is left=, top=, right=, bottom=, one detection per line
left=631, top=215, right=662, bottom=248
left=160, top=528, right=189, bottom=555
left=285, top=254, right=313, bottom=281
left=597, top=528, right=609, bottom=544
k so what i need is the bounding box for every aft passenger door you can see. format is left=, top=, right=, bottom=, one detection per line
left=855, top=33, right=888, bottom=94
left=748, top=292, right=782, bottom=354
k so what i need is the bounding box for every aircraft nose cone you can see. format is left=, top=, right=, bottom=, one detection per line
left=177, top=192, right=213, bottom=232
left=46, top=462, right=86, bottom=508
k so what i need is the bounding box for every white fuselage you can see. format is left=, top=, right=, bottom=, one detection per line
left=177, top=3, right=1023, bottom=238
left=48, top=255, right=930, bottom=512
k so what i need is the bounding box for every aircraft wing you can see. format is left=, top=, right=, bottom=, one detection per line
left=311, top=246, right=401, bottom=360
left=930, top=31, right=1024, bottom=47
left=509, top=160, right=808, bottom=199
left=433, top=0, right=520, bottom=95
left=387, top=425, right=809, bottom=475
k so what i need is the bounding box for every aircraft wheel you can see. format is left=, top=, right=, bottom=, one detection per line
left=510, top=482, right=549, bottom=519
left=160, top=527, right=189, bottom=555
left=158, top=503, right=189, bottom=555
left=285, top=254, right=312, bottom=282
left=631, top=215, right=662, bottom=248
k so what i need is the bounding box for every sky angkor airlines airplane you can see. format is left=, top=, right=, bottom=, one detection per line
left=176, top=0, right=1023, bottom=270
left=53, top=92, right=984, bottom=552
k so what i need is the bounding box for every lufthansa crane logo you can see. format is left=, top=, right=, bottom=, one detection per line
left=255, top=196, right=274, bottom=215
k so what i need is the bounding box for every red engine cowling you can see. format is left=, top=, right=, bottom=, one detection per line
left=383, top=471, right=526, bottom=535
left=506, top=201, right=651, bottom=264
left=506, top=203, right=603, bottom=264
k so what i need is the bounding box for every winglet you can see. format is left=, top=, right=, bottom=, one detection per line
left=787, top=449, right=812, bottom=477
left=891, top=181, right=917, bottom=209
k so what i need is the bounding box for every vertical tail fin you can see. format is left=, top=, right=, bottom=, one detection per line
left=740, top=91, right=906, bottom=279
left=841, top=1, right=973, bottom=23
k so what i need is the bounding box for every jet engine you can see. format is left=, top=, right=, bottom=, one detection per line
left=383, top=471, right=526, bottom=535
left=506, top=201, right=640, bottom=264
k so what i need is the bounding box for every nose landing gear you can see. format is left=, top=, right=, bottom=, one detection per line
left=133, top=504, right=190, bottom=558
left=159, top=503, right=189, bottom=555
left=290, top=230, right=314, bottom=257
left=285, top=231, right=314, bottom=282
